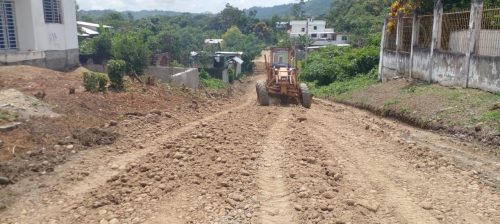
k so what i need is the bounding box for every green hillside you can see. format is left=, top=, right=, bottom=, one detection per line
left=248, top=0, right=332, bottom=19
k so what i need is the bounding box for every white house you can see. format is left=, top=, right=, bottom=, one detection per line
left=0, top=0, right=79, bottom=71
left=77, top=21, right=112, bottom=37
left=289, top=18, right=349, bottom=46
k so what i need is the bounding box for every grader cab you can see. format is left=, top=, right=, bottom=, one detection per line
left=256, top=48, right=312, bottom=108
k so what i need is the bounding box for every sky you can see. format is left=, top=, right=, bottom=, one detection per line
left=76, top=0, right=296, bottom=13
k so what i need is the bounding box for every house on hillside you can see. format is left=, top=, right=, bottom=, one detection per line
left=0, top=0, right=79, bottom=71
left=77, top=21, right=112, bottom=38
left=289, top=18, right=349, bottom=46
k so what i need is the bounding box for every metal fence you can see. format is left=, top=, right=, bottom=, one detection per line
left=440, top=11, right=470, bottom=52
left=383, top=7, right=500, bottom=57
left=385, top=18, right=397, bottom=51
left=401, top=17, right=413, bottom=53
left=417, top=15, right=433, bottom=49
left=480, top=8, right=500, bottom=56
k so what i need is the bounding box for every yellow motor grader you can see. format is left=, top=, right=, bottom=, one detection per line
left=256, top=47, right=312, bottom=108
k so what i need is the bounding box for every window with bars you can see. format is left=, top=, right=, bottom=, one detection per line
left=0, top=0, right=17, bottom=50
left=43, top=0, right=62, bottom=24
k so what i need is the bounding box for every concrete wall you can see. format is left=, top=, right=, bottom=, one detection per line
left=411, top=48, right=431, bottom=81
left=170, top=68, right=200, bottom=89
left=0, top=0, right=79, bottom=71
left=0, top=49, right=79, bottom=71
left=450, top=30, right=500, bottom=57
left=381, top=49, right=500, bottom=92
left=469, top=55, right=500, bottom=92
left=147, top=66, right=200, bottom=89
left=431, top=51, right=468, bottom=87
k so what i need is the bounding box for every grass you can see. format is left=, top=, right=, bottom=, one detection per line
left=0, top=110, right=17, bottom=123
left=481, top=110, right=500, bottom=132
left=201, top=77, right=228, bottom=90
left=312, top=74, right=500, bottom=137
left=310, top=73, right=378, bottom=99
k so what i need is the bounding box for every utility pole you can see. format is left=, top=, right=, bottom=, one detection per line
left=305, top=17, right=310, bottom=60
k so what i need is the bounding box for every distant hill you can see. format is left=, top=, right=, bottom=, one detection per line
left=78, top=10, right=197, bottom=21
left=248, top=0, right=332, bottom=19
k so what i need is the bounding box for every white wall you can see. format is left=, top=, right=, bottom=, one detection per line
left=21, top=0, right=78, bottom=51
left=290, top=19, right=329, bottom=35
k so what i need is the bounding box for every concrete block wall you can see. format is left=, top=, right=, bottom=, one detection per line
left=379, top=0, right=500, bottom=93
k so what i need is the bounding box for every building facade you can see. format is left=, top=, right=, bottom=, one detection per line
left=0, top=0, right=79, bottom=71
left=289, top=18, right=349, bottom=46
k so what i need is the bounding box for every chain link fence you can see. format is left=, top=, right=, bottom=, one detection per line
left=385, top=18, right=398, bottom=51
left=417, top=15, right=433, bottom=49
left=440, top=11, right=471, bottom=52
left=401, top=17, right=413, bottom=53
left=383, top=5, right=500, bottom=57
left=480, top=8, right=500, bottom=56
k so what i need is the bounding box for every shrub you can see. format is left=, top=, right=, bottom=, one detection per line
left=107, top=59, right=127, bottom=90
left=300, top=46, right=379, bottom=86
left=111, top=33, right=150, bottom=76
left=83, top=72, right=109, bottom=92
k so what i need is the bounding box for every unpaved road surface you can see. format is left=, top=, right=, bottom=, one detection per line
left=1, top=59, right=499, bottom=224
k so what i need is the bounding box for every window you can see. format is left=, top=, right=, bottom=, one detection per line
left=332, top=34, right=337, bottom=41
left=313, top=26, right=317, bottom=30
left=301, top=27, right=305, bottom=32
left=311, top=34, right=317, bottom=38
left=0, top=0, right=17, bottom=50
left=43, top=0, right=62, bottom=23
left=342, top=35, right=348, bottom=41
left=321, top=34, right=328, bottom=38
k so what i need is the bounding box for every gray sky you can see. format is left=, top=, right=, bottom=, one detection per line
left=76, top=0, right=296, bottom=13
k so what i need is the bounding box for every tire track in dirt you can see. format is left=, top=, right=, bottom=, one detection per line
left=255, top=108, right=296, bottom=224
left=316, top=98, right=500, bottom=188
left=305, top=102, right=499, bottom=223
left=0, top=83, right=258, bottom=224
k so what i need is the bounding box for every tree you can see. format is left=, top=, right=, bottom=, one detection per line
left=222, top=26, right=264, bottom=73
left=327, top=0, right=392, bottom=47
left=111, top=33, right=150, bottom=76
left=291, top=0, right=306, bottom=19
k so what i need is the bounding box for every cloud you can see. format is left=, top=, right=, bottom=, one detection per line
left=77, top=0, right=296, bottom=13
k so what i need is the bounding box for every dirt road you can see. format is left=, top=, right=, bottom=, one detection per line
left=1, top=60, right=499, bottom=224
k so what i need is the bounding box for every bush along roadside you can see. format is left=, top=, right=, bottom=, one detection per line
left=200, top=69, right=228, bottom=90
left=83, top=72, right=109, bottom=93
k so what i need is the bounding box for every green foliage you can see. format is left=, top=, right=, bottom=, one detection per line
left=200, top=70, right=228, bottom=90
left=327, top=0, right=392, bottom=47
left=222, top=26, right=264, bottom=73
left=310, top=68, right=378, bottom=98
left=107, top=59, right=127, bottom=90
left=301, top=46, right=379, bottom=85
left=111, top=33, right=150, bottom=75
left=170, top=60, right=184, bottom=68
left=83, top=72, right=109, bottom=92
left=79, top=38, right=96, bottom=55
left=481, top=110, right=500, bottom=132
left=0, top=109, right=17, bottom=122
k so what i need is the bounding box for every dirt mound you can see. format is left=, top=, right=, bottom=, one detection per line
left=73, top=128, right=119, bottom=147
left=0, top=89, right=60, bottom=119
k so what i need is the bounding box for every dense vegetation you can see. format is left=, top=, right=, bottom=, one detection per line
left=78, top=4, right=270, bottom=76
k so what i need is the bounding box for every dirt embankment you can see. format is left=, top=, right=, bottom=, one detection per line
left=322, top=79, right=500, bottom=148
left=0, top=65, right=239, bottom=183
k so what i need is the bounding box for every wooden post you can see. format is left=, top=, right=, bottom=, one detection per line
left=396, top=15, right=403, bottom=75
left=465, top=0, right=483, bottom=88
left=378, top=18, right=388, bottom=82
left=409, top=12, right=418, bottom=79
left=428, top=0, right=443, bottom=83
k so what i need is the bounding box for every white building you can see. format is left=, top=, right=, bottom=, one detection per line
left=0, top=0, right=79, bottom=71
left=289, top=18, right=349, bottom=46
left=77, top=21, right=112, bottom=37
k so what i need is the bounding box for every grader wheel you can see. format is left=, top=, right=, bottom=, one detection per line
left=256, top=81, right=270, bottom=106
left=300, top=83, right=312, bottom=108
